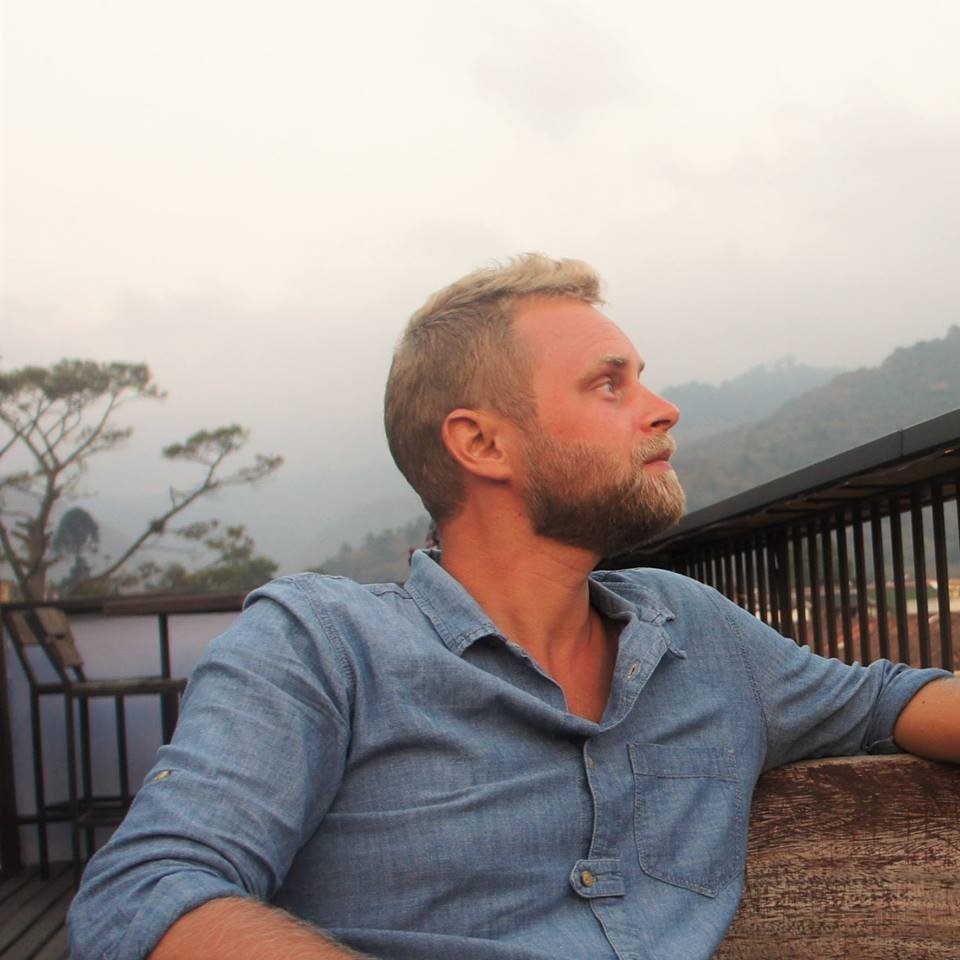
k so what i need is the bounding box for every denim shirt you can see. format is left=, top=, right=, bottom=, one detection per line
left=69, top=550, right=949, bottom=960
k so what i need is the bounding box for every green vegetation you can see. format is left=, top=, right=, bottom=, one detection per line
left=317, top=516, right=432, bottom=584
left=105, top=521, right=278, bottom=595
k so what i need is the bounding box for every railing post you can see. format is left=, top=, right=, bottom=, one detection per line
left=772, top=530, right=792, bottom=640
left=0, top=605, right=23, bottom=877
left=909, top=490, right=932, bottom=668
left=851, top=512, right=872, bottom=665
left=807, top=523, right=823, bottom=657
left=870, top=501, right=891, bottom=662
left=791, top=528, right=808, bottom=649
left=930, top=483, right=954, bottom=672
left=888, top=495, right=911, bottom=664
left=835, top=510, right=854, bottom=664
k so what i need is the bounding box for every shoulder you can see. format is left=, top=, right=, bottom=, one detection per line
left=245, top=571, right=406, bottom=614
left=193, top=573, right=406, bottom=668
left=592, top=566, right=719, bottom=611
left=592, top=567, right=768, bottom=649
left=242, top=570, right=422, bottom=627
left=190, top=573, right=420, bottom=706
left=234, top=572, right=423, bottom=661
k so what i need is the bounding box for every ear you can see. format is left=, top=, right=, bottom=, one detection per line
left=441, top=408, right=514, bottom=482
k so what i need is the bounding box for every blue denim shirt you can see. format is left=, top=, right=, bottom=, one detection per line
left=69, top=551, right=949, bottom=960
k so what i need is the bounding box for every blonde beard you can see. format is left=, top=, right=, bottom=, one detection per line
left=520, top=429, right=685, bottom=558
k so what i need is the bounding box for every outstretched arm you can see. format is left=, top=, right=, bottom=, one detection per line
left=893, top=677, right=960, bottom=762
left=151, top=898, right=372, bottom=960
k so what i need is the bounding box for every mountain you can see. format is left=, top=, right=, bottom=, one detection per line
left=662, top=358, right=844, bottom=446
left=674, top=325, right=960, bottom=510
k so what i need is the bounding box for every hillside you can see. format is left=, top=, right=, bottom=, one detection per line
left=675, top=325, right=960, bottom=510
left=316, top=516, right=431, bottom=584
left=663, top=358, right=844, bottom=446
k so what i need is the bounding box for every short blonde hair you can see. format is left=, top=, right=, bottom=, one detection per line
left=384, top=253, right=603, bottom=522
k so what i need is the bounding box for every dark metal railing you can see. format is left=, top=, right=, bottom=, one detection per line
left=0, top=591, right=246, bottom=879
left=613, top=409, right=960, bottom=673
left=3, top=411, right=959, bottom=875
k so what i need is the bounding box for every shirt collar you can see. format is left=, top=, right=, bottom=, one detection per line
left=404, top=548, right=683, bottom=659
left=589, top=572, right=686, bottom=659
left=404, top=549, right=504, bottom=656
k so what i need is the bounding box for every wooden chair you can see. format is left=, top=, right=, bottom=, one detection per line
left=2, top=606, right=186, bottom=880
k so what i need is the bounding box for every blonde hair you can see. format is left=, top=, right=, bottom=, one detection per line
left=384, top=253, right=603, bottom=522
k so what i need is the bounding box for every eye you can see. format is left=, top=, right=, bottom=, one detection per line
left=597, top=377, right=617, bottom=395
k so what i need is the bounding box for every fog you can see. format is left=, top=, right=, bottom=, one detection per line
left=3, top=0, right=959, bottom=569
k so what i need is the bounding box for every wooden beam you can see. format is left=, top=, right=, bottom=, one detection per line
left=719, top=754, right=960, bottom=959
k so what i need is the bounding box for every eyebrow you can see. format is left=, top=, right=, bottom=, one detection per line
left=581, top=353, right=645, bottom=383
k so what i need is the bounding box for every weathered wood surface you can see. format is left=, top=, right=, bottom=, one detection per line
left=717, top=754, right=960, bottom=959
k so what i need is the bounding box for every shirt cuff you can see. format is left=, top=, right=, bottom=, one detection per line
left=112, top=872, right=254, bottom=960
left=864, top=665, right=953, bottom=754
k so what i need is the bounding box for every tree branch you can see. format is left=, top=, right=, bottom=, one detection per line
left=0, top=408, right=52, bottom=473
left=59, top=389, right=123, bottom=470
left=71, top=480, right=216, bottom=590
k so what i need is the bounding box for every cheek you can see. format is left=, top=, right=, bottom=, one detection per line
left=540, top=405, right=628, bottom=444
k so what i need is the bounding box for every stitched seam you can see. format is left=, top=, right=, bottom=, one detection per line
left=290, top=578, right=357, bottom=718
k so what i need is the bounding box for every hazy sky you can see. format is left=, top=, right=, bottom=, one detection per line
left=3, top=0, right=960, bottom=565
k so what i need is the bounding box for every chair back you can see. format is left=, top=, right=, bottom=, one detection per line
left=5, top=607, right=84, bottom=679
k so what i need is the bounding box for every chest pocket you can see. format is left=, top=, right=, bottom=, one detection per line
left=629, top=742, right=747, bottom=897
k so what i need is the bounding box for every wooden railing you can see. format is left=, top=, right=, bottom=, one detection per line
left=719, top=754, right=960, bottom=958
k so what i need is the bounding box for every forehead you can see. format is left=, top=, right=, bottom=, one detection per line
left=511, top=297, right=641, bottom=377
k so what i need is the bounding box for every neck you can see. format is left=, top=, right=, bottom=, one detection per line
left=437, top=499, right=619, bottom=723
left=438, top=510, right=601, bottom=671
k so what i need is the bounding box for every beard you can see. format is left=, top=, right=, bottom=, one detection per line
left=519, top=427, right=686, bottom=558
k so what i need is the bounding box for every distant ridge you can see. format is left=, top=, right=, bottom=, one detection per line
left=663, top=358, right=844, bottom=446
left=675, top=324, right=960, bottom=510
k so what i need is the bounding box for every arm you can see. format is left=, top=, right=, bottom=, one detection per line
left=150, top=898, right=372, bottom=960
left=702, top=582, right=953, bottom=769
left=69, top=580, right=355, bottom=960
left=893, top=676, right=960, bottom=762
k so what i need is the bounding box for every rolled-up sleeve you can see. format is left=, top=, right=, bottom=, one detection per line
left=711, top=588, right=952, bottom=771
left=68, top=577, right=354, bottom=960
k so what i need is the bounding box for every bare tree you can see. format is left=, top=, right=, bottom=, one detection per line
left=0, top=359, right=282, bottom=600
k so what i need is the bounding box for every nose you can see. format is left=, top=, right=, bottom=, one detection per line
left=636, top=385, right=680, bottom=433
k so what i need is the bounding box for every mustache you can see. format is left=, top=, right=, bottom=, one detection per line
left=634, top=434, right=677, bottom=463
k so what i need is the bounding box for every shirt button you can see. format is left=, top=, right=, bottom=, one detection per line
left=627, top=662, right=640, bottom=680
left=585, top=756, right=596, bottom=769
left=580, top=869, right=596, bottom=887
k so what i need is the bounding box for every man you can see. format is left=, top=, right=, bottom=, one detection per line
left=69, top=255, right=960, bottom=960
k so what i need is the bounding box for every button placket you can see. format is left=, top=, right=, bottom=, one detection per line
left=568, top=858, right=625, bottom=899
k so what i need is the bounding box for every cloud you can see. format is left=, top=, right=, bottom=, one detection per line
left=463, top=0, right=632, bottom=137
